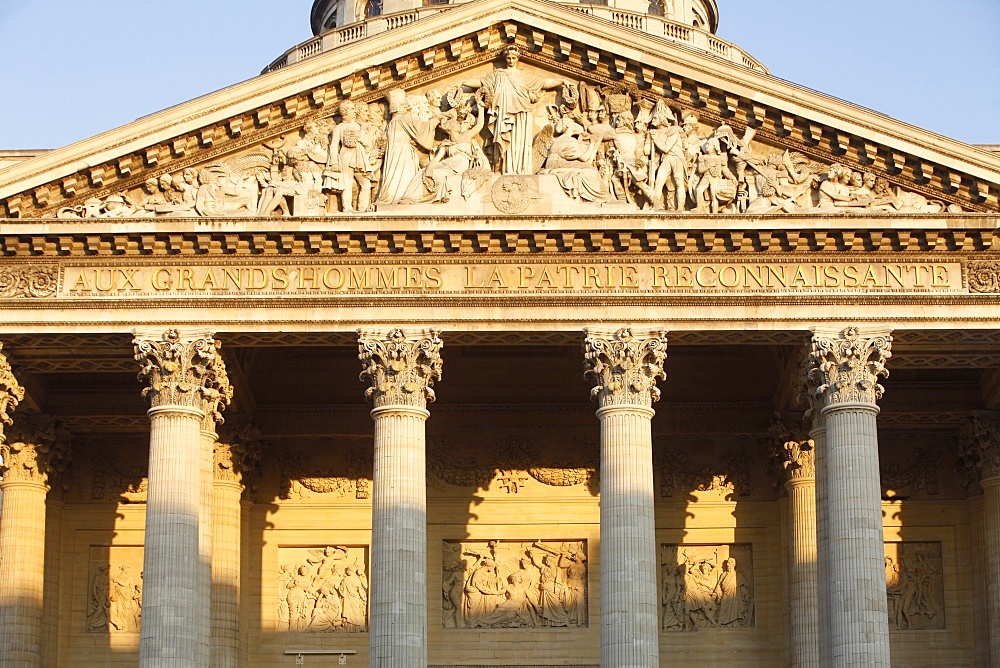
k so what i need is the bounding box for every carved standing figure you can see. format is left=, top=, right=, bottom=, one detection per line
left=87, top=565, right=111, bottom=632
left=462, top=45, right=572, bottom=175
left=714, top=557, right=741, bottom=626
left=337, top=566, right=369, bottom=630
left=377, top=89, right=441, bottom=204
left=323, top=101, right=376, bottom=213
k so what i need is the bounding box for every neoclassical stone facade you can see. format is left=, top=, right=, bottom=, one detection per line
left=1, top=0, right=999, bottom=666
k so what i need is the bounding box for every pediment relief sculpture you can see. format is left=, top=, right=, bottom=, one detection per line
left=39, top=50, right=972, bottom=221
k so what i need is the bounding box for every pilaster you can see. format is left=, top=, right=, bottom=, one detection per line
left=0, top=415, right=69, bottom=668
left=359, top=327, right=443, bottom=667
left=805, top=326, right=892, bottom=667
left=958, top=417, right=1000, bottom=664
left=583, top=326, right=666, bottom=668
left=134, top=328, right=232, bottom=668
left=212, top=426, right=261, bottom=668
left=771, top=424, right=819, bottom=668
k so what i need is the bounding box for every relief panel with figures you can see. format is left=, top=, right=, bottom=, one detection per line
left=660, top=544, right=754, bottom=632
left=54, top=49, right=959, bottom=221
left=442, top=539, right=588, bottom=629
left=276, top=545, right=370, bottom=633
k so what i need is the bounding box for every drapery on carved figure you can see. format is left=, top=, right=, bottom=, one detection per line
left=88, top=564, right=142, bottom=633
left=462, top=45, right=571, bottom=175
left=277, top=546, right=369, bottom=632
left=402, top=89, right=490, bottom=204
left=377, top=89, right=441, bottom=204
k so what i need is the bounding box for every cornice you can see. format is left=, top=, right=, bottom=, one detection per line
left=0, top=222, right=997, bottom=258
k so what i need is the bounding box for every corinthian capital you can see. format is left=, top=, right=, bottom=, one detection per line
left=358, top=328, right=443, bottom=408
left=958, top=417, right=1000, bottom=485
left=583, top=327, right=667, bottom=408
left=133, top=328, right=233, bottom=419
left=806, top=327, right=892, bottom=408
left=215, top=423, right=262, bottom=485
left=0, top=415, right=70, bottom=486
left=0, top=342, right=25, bottom=443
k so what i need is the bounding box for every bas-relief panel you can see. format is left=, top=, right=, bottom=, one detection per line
left=660, top=544, right=754, bottom=632
left=442, top=539, right=588, bottom=629
left=54, top=53, right=958, bottom=220
left=884, top=542, right=945, bottom=631
left=276, top=545, right=370, bottom=633
left=86, top=546, right=144, bottom=634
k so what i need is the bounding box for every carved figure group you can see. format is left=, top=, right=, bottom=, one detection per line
left=443, top=540, right=587, bottom=629
left=87, top=564, right=142, bottom=633
left=661, top=547, right=754, bottom=631
left=277, top=546, right=369, bottom=632
left=884, top=543, right=944, bottom=630
left=54, top=47, right=960, bottom=219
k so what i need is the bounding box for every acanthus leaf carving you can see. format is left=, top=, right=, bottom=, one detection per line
left=0, top=266, right=58, bottom=298
left=807, top=326, right=892, bottom=407
left=133, top=329, right=233, bottom=418
left=0, top=342, right=25, bottom=442
left=214, top=424, right=263, bottom=487
left=583, top=327, right=667, bottom=408
left=358, top=328, right=442, bottom=409
left=0, top=414, right=70, bottom=486
left=957, top=417, right=1000, bottom=488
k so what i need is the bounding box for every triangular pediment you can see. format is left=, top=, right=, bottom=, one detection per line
left=2, top=0, right=998, bottom=219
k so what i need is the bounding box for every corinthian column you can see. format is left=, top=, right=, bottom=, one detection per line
left=0, top=415, right=69, bottom=668
left=958, top=417, right=1000, bottom=663
left=774, top=434, right=819, bottom=667
left=358, top=328, right=442, bottom=667
left=212, top=427, right=260, bottom=668
left=583, top=327, right=666, bottom=668
left=134, top=329, right=232, bottom=667
left=805, top=326, right=892, bottom=666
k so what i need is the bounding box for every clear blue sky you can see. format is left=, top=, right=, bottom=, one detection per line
left=0, top=0, right=997, bottom=148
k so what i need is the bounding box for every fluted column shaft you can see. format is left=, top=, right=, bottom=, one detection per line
left=141, top=406, right=205, bottom=666
left=359, top=327, right=442, bottom=668
left=197, top=423, right=215, bottom=667
left=212, top=478, right=243, bottom=667
left=0, top=480, right=48, bottom=667
left=370, top=405, right=429, bottom=666
left=134, top=329, right=232, bottom=668
left=596, top=404, right=659, bottom=667
left=785, top=473, right=819, bottom=667
left=806, top=327, right=892, bottom=667
left=583, top=327, right=666, bottom=668
left=822, top=402, right=889, bottom=665
left=982, top=475, right=1000, bottom=662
